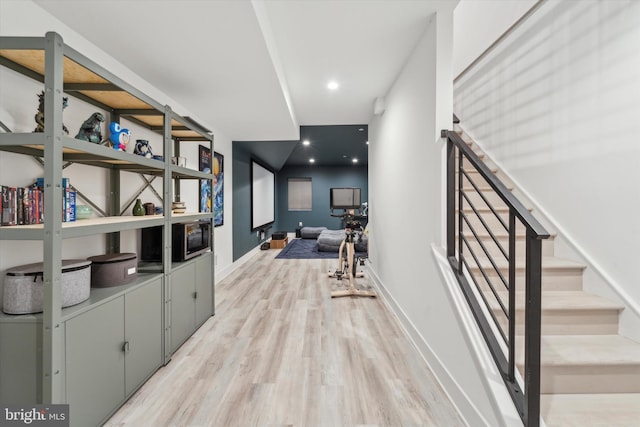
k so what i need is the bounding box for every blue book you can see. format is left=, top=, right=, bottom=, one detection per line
left=68, top=191, right=76, bottom=222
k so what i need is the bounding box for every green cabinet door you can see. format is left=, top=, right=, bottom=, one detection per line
left=124, top=278, right=162, bottom=396
left=195, top=253, right=214, bottom=327
left=66, top=297, right=125, bottom=427
left=0, top=321, right=41, bottom=404
left=170, top=264, right=196, bottom=352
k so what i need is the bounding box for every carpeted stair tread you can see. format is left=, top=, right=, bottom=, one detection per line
left=469, top=255, right=584, bottom=271
left=487, top=290, right=624, bottom=312
left=517, top=335, right=640, bottom=367
left=540, top=393, right=640, bottom=427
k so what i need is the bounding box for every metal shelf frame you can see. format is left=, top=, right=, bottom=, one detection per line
left=0, top=32, right=215, bottom=403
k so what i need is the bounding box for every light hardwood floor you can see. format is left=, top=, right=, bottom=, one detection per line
left=105, top=249, right=466, bottom=427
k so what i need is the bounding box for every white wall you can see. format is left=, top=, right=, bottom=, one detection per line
left=454, top=0, right=640, bottom=338
left=453, top=0, right=537, bottom=78
left=368, top=7, right=512, bottom=426
left=0, top=0, right=234, bottom=286
left=211, top=131, right=233, bottom=282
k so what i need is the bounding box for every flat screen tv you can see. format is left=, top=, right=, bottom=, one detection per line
left=330, top=187, right=361, bottom=210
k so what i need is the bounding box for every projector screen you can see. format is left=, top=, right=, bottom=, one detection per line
left=251, top=159, right=275, bottom=231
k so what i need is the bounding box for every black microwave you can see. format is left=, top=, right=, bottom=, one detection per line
left=141, top=221, right=211, bottom=262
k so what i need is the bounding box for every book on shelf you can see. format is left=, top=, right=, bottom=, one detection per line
left=0, top=181, right=70, bottom=226
left=26, top=187, right=35, bottom=224
left=37, top=187, right=43, bottom=224
left=1, top=186, right=12, bottom=226
left=63, top=187, right=68, bottom=222
left=67, top=190, right=76, bottom=222
left=17, top=188, right=24, bottom=225
left=16, top=187, right=24, bottom=225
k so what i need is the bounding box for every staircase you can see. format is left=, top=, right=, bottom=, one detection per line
left=453, top=123, right=640, bottom=426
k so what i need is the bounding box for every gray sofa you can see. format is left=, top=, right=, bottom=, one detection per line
left=300, top=226, right=367, bottom=253
left=299, top=226, right=327, bottom=239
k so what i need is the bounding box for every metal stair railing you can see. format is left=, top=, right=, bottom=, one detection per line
left=442, top=121, right=549, bottom=427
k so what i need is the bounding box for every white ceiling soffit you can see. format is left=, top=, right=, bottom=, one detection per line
left=32, top=0, right=450, bottom=141
left=32, top=0, right=299, bottom=141
left=260, top=0, right=443, bottom=126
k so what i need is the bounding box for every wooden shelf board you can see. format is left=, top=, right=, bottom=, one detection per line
left=0, top=49, right=158, bottom=113
left=131, top=115, right=175, bottom=127
left=77, top=90, right=152, bottom=110
left=0, top=49, right=211, bottom=141
left=0, top=49, right=106, bottom=84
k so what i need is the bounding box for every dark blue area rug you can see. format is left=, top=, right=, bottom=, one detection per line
left=275, top=238, right=366, bottom=259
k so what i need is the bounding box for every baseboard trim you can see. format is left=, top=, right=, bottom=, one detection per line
left=215, top=245, right=261, bottom=284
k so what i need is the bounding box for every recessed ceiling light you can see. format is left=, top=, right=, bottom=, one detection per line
left=309, top=158, right=315, bottom=164
left=327, top=80, right=339, bottom=91
left=352, top=158, right=358, bottom=164
left=366, top=141, right=369, bottom=145
left=302, top=140, right=310, bottom=146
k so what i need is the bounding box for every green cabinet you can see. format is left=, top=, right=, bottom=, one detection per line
left=170, top=253, right=214, bottom=353
left=170, top=262, right=196, bottom=353
left=124, top=278, right=163, bottom=396
left=65, top=278, right=162, bottom=427
left=0, top=321, right=42, bottom=403
left=66, top=297, right=125, bottom=427
left=195, top=254, right=214, bottom=328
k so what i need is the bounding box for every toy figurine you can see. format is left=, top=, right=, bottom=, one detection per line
left=75, top=112, right=105, bottom=143
left=133, top=139, right=154, bottom=158
left=33, top=90, right=69, bottom=134
left=109, top=122, right=130, bottom=151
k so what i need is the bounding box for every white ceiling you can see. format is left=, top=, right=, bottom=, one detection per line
left=33, top=0, right=450, bottom=142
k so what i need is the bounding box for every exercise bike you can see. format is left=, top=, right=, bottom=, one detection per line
left=328, top=212, right=376, bottom=298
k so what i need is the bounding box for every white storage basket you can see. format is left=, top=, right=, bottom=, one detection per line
left=2, top=259, right=91, bottom=314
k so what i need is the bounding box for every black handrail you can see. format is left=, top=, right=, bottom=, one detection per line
left=442, top=126, right=549, bottom=427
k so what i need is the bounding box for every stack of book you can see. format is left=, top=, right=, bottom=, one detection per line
left=0, top=178, right=76, bottom=226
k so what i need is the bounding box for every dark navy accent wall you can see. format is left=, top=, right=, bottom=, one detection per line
left=232, top=145, right=278, bottom=261
left=233, top=149, right=367, bottom=261
left=276, top=165, right=368, bottom=232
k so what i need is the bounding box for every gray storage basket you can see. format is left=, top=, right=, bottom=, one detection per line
left=87, top=253, right=137, bottom=288
left=2, top=259, right=91, bottom=315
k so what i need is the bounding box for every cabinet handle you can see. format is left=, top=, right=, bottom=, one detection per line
left=193, top=291, right=198, bottom=299
left=122, top=341, right=130, bottom=353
